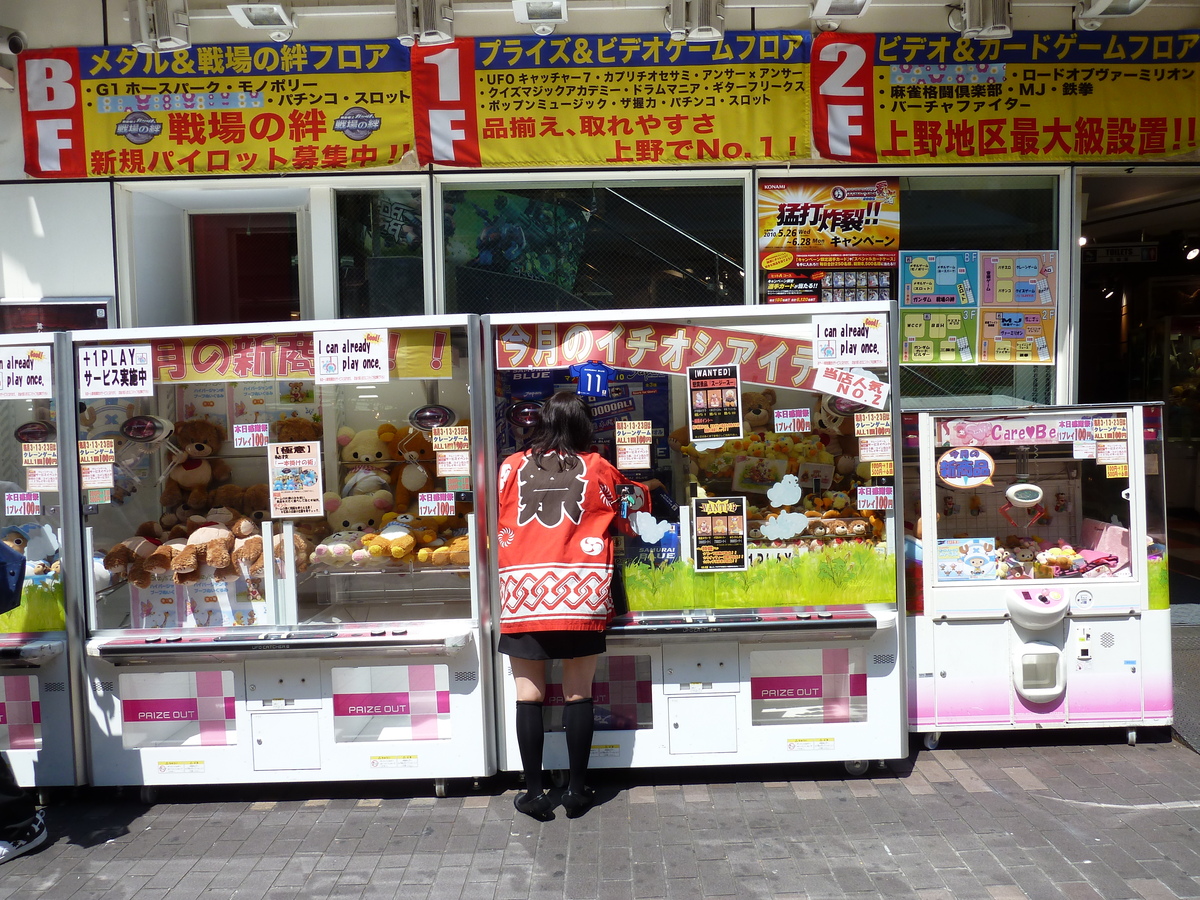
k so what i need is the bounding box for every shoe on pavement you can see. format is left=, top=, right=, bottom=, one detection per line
left=0, top=810, right=47, bottom=864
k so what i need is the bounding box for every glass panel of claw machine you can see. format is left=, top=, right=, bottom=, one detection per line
left=488, top=303, right=905, bottom=767
left=0, top=332, right=83, bottom=788
left=79, top=318, right=482, bottom=651
left=916, top=406, right=1164, bottom=618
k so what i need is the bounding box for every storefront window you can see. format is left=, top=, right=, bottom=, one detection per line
left=897, top=174, right=1060, bottom=407
left=336, top=190, right=427, bottom=319
left=443, top=182, right=745, bottom=314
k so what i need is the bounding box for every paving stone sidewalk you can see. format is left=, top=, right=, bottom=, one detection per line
left=2, top=727, right=1198, bottom=900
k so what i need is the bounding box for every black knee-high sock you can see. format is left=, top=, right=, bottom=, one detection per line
left=515, top=701, right=545, bottom=794
left=562, top=698, right=594, bottom=793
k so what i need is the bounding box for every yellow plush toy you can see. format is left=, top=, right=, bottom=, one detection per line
left=417, top=534, right=471, bottom=566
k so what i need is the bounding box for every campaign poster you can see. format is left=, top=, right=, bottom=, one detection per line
left=692, top=496, right=747, bottom=572
left=268, top=441, right=324, bottom=518
left=688, top=366, right=742, bottom=443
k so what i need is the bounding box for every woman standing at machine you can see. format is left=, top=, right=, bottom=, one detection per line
left=496, top=390, right=651, bottom=821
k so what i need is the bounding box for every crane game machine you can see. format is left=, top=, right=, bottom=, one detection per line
left=485, top=303, right=906, bottom=776
left=74, top=316, right=495, bottom=796
left=0, top=332, right=87, bottom=796
left=905, top=405, right=1171, bottom=749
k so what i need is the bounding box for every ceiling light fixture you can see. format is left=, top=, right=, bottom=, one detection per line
left=810, top=0, right=871, bottom=31
left=665, top=0, right=687, bottom=41
left=1075, top=0, right=1151, bottom=30
left=687, top=0, right=723, bottom=43
left=1078, top=236, right=1088, bottom=247
left=129, top=0, right=190, bottom=53
left=513, top=0, right=567, bottom=37
left=947, top=0, right=1012, bottom=40
left=398, top=0, right=455, bottom=46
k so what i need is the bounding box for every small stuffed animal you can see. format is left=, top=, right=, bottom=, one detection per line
left=323, top=490, right=394, bottom=534
left=160, top=418, right=233, bottom=509
left=338, top=425, right=394, bottom=496
left=383, top=426, right=436, bottom=510
left=417, top=534, right=471, bottom=566
left=102, top=535, right=161, bottom=589
left=309, top=531, right=369, bottom=568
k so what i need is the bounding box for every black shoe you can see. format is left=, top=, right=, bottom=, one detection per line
left=514, top=791, right=555, bottom=822
left=0, top=810, right=47, bottom=864
left=561, top=787, right=594, bottom=818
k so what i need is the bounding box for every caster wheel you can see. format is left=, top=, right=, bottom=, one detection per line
left=844, top=759, right=869, bottom=777
left=434, top=779, right=447, bottom=798
left=139, top=786, right=157, bottom=804
left=923, top=732, right=941, bottom=751
left=1127, top=728, right=1137, bottom=746
left=36, top=788, right=52, bottom=807
left=550, top=769, right=568, bottom=788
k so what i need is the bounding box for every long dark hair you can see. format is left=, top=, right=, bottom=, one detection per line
left=528, top=390, right=593, bottom=470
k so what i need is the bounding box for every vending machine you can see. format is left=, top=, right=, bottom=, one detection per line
left=485, top=303, right=906, bottom=775
left=904, top=405, right=1172, bottom=748
left=74, top=316, right=495, bottom=796
left=0, top=332, right=87, bottom=795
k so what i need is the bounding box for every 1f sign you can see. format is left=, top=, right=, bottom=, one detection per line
left=411, top=42, right=480, bottom=166
left=810, top=32, right=875, bottom=163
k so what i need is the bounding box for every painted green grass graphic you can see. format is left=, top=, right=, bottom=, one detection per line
left=624, top=543, right=897, bottom=610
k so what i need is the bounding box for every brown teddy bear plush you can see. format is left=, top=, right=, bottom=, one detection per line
left=161, top=418, right=232, bottom=509
left=102, top=535, right=160, bottom=589
left=170, top=507, right=249, bottom=584
left=742, top=388, right=777, bottom=434
left=273, top=414, right=322, bottom=443
left=242, top=483, right=271, bottom=527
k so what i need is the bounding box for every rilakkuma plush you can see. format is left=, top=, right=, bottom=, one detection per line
left=160, top=418, right=233, bottom=509
left=102, top=535, right=161, bottom=589
left=309, top=530, right=369, bottom=568
left=742, top=388, right=777, bottom=433
left=273, top=414, right=322, bottom=443
left=338, top=425, right=394, bottom=496
left=170, top=507, right=249, bottom=584
left=383, top=426, right=436, bottom=510
left=324, top=489, right=394, bottom=534
left=359, top=519, right=420, bottom=563
left=417, top=534, right=471, bottom=566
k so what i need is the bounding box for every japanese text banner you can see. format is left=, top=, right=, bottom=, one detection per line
left=811, top=31, right=1200, bottom=163
left=412, top=31, right=811, bottom=168
left=19, top=41, right=414, bottom=178
left=144, top=331, right=446, bottom=383
left=495, top=320, right=820, bottom=390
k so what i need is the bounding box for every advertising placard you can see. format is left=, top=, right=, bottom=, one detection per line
left=268, top=441, right=324, bottom=518
left=692, top=496, right=747, bottom=572
left=688, top=366, right=742, bottom=442
left=0, top=346, right=52, bottom=399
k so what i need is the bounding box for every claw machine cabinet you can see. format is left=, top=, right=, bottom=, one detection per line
left=0, top=333, right=86, bottom=792
left=485, top=303, right=906, bottom=776
left=75, top=316, right=495, bottom=793
left=904, top=405, right=1171, bottom=749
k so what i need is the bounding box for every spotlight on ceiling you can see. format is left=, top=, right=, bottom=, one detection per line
left=665, top=0, right=687, bottom=41
left=687, top=0, right=724, bottom=43
left=947, top=0, right=1012, bottom=40
left=1075, top=0, right=1151, bottom=30
left=398, top=0, right=454, bottom=46
left=129, top=0, right=190, bottom=54
left=1078, top=236, right=1088, bottom=247
left=810, top=0, right=871, bottom=31
left=513, top=0, right=567, bottom=36
left=228, top=4, right=294, bottom=41
left=1187, top=244, right=1200, bottom=262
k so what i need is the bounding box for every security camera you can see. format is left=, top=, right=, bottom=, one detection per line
left=0, top=27, right=28, bottom=56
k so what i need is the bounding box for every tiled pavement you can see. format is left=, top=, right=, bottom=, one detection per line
left=3, top=726, right=1200, bottom=900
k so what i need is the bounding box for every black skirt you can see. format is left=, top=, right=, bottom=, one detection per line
left=498, top=630, right=606, bottom=660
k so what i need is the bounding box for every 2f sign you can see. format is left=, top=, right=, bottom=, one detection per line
left=411, top=42, right=480, bottom=166
left=810, top=32, right=876, bottom=163
left=18, top=50, right=86, bottom=178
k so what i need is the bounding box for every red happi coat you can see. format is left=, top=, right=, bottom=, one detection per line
left=497, top=450, right=648, bottom=633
